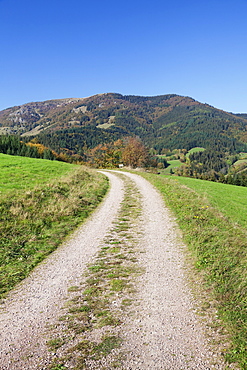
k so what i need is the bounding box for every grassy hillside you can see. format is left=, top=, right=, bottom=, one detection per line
left=0, top=155, right=109, bottom=297
left=186, top=147, right=205, bottom=156
left=174, top=176, right=247, bottom=227
left=138, top=172, right=247, bottom=369
left=0, top=153, right=78, bottom=195
left=162, top=159, right=183, bottom=174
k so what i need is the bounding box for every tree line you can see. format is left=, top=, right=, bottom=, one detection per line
left=0, top=135, right=167, bottom=169
left=0, top=135, right=55, bottom=160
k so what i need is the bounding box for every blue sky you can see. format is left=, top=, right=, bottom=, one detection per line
left=0, top=0, right=247, bottom=112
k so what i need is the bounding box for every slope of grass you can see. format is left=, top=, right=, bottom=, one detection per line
left=173, top=176, right=247, bottom=228
left=162, top=159, right=183, bottom=174
left=186, top=147, right=205, bottom=156
left=234, top=159, right=247, bottom=165
left=0, top=155, right=109, bottom=297
left=0, top=153, right=77, bottom=195
left=239, top=153, right=247, bottom=159
left=139, top=172, right=247, bottom=369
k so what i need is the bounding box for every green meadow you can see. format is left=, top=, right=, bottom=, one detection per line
left=140, top=172, right=247, bottom=369
left=162, top=159, right=183, bottom=174
left=0, top=153, right=78, bottom=195
left=0, top=154, right=108, bottom=297
left=186, top=147, right=205, bottom=156
left=174, top=175, right=247, bottom=228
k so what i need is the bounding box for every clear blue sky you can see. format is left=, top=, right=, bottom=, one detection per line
left=1, top=0, right=247, bottom=113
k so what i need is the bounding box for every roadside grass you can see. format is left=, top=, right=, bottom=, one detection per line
left=47, top=174, right=143, bottom=370
left=139, top=172, right=247, bottom=369
left=0, top=156, right=109, bottom=298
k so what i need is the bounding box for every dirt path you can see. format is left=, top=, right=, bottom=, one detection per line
left=0, top=171, right=228, bottom=369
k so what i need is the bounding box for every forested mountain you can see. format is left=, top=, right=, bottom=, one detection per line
left=1, top=93, right=247, bottom=154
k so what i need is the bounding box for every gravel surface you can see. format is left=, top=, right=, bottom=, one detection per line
left=0, top=171, right=230, bottom=369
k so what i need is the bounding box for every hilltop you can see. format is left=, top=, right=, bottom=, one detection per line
left=1, top=93, right=247, bottom=154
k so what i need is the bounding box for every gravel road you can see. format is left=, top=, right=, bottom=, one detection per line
left=0, top=171, right=229, bottom=369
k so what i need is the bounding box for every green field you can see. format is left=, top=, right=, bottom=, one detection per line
left=235, top=159, right=247, bottom=164
left=186, top=147, right=205, bottom=156
left=0, top=154, right=108, bottom=297
left=139, top=171, right=247, bottom=369
left=0, top=153, right=78, bottom=195
left=162, top=159, right=183, bottom=174
left=174, top=175, right=247, bottom=227
left=239, top=152, right=247, bottom=159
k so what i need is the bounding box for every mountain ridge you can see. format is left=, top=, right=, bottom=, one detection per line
left=0, top=93, right=247, bottom=154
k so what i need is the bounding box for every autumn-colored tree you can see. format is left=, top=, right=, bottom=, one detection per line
left=89, top=144, right=109, bottom=167
left=26, top=140, right=57, bottom=160
left=84, top=138, right=152, bottom=169
left=86, top=140, right=124, bottom=168
left=122, top=137, right=149, bottom=168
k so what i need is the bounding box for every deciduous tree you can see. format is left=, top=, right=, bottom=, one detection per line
left=122, top=137, right=148, bottom=168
